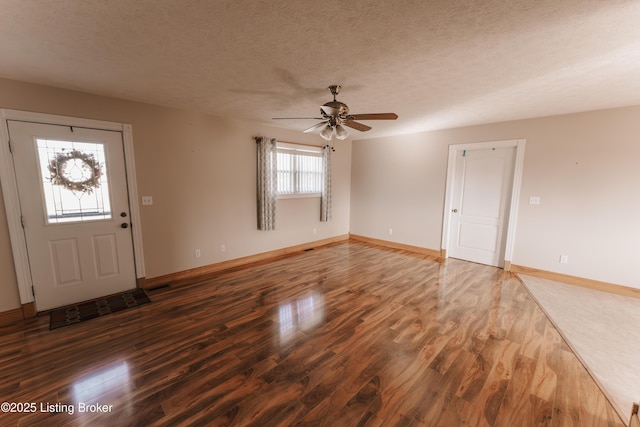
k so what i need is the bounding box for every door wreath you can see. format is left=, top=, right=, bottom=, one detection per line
left=48, top=150, right=102, bottom=194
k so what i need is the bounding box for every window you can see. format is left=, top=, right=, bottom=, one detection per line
left=35, top=138, right=112, bottom=223
left=276, top=142, right=323, bottom=197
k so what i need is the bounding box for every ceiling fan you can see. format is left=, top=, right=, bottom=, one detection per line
left=273, top=85, right=398, bottom=141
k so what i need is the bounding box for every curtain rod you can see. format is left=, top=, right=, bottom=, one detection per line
left=254, top=137, right=324, bottom=149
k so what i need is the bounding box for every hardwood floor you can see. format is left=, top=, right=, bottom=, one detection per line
left=0, top=241, right=625, bottom=426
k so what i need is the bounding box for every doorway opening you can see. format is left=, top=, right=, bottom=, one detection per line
left=0, top=109, right=145, bottom=312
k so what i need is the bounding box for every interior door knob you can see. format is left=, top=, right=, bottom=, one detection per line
left=452, top=208, right=458, bottom=213
left=121, top=223, right=129, bottom=229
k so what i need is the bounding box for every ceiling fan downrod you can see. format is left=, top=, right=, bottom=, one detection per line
left=328, top=85, right=341, bottom=100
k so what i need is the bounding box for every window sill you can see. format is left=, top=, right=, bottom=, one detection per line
left=277, top=193, right=321, bottom=199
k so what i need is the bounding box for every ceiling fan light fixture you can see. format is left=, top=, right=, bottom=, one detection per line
left=335, top=124, right=348, bottom=140
left=320, top=124, right=333, bottom=141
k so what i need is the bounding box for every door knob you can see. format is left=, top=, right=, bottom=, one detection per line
left=452, top=209, right=458, bottom=213
left=121, top=223, right=129, bottom=229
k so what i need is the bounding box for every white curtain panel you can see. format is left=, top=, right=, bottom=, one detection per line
left=321, top=145, right=332, bottom=222
left=257, top=137, right=277, bottom=230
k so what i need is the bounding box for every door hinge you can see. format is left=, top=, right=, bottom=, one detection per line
left=31, top=286, right=35, bottom=297
left=8, top=139, right=12, bottom=153
left=20, top=216, right=25, bottom=228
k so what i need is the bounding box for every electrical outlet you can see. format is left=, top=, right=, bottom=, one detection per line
left=313, top=228, right=317, bottom=235
left=195, top=249, right=201, bottom=258
left=559, top=255, right=568, bottom=264
left=529, top=196, right=540, bottom=205
left=142, top=196, right=153, bottom=206
left=388, top=228, right=393, bottom=235
left=220, top=244, right=226, bottom=253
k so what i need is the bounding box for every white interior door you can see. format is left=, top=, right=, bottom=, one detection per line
left=448, top=146, right=516, bottom=267
left=8, top=120, right=136, bottom=311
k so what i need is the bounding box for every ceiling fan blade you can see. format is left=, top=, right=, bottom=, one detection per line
left=343, top=121, right=372, bottom=132
left=303, top=121, right=329, bottom=133
left=273, top=117, right=324, bottom=120
left=348, top=113, right=398, bottom=120
left=321, top=105, right=340, bottom=116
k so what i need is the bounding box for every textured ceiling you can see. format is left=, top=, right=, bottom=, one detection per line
left=1, top=0, right=640, bottom=140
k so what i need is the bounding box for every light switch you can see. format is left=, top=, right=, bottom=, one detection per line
left=142, top=196, right=153, bottom=206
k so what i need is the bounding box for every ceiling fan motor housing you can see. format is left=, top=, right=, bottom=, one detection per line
left=321, top=101, right=349, bottom=122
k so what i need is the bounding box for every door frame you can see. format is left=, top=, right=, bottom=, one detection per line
left=0, top=109, right=146, bottom=307
left=440, top=139, right=526, bottom=269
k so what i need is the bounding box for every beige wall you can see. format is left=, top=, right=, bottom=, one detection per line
left=0, top=78, right=351, bottom=311
left=351, top=106, right=640, bottom=288
left=2, top=76, right=639, bottom=314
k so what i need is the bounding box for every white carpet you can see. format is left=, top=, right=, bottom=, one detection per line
left=519, top=274, right=640, bottom=423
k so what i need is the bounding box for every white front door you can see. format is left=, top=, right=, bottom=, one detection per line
left=8, top=120, right=136, bottom=311
left=447, top=146, right=516, bottom=267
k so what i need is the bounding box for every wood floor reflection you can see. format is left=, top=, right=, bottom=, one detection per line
left=0, top=241, right=624, bottom=426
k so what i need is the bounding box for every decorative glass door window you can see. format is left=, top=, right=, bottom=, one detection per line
left=35, top=139, right=112, bottom=223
